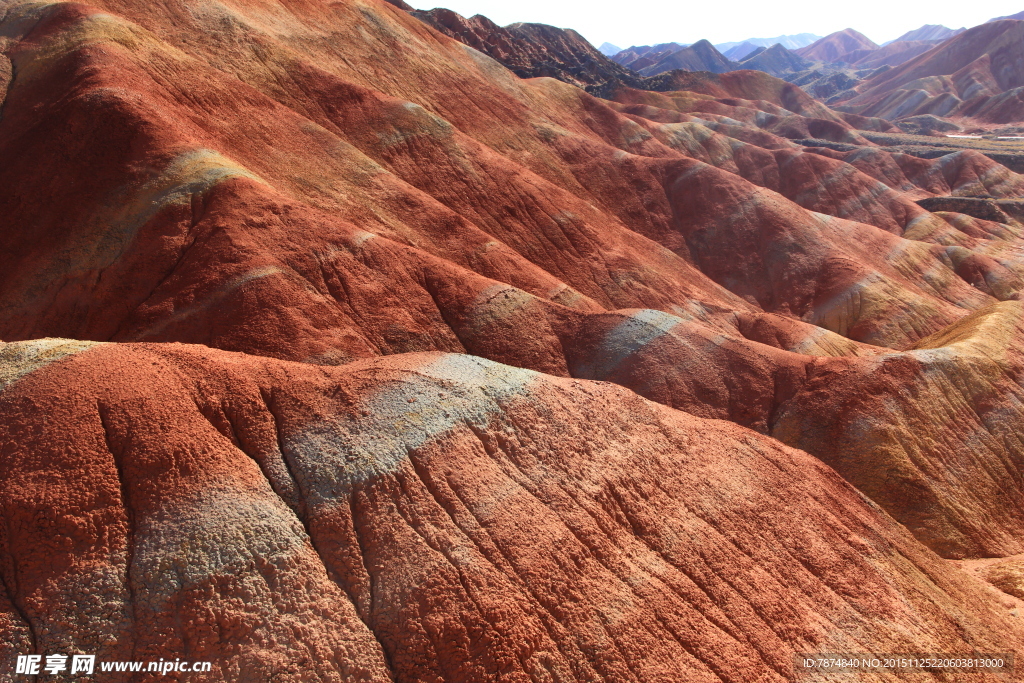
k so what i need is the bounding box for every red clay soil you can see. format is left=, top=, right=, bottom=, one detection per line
left=3, top=0, right=1024, bottom=679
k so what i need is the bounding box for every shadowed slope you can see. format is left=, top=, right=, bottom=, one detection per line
left=635, top=40, right=737, bottom=77
left=408, top=8, right=640, bottom=89
left=774, top=301, right=1024, bottom=557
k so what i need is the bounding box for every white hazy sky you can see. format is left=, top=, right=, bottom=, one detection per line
left=407, top=0, right=1024, bottom=48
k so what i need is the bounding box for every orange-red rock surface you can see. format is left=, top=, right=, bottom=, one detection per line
left=3, top=341, right=1024, bottom=681
left=3, top=0, right=1024, bottom=680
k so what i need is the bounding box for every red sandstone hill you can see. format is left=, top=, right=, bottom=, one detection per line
left=3, top=0, right=1024, bottom=679
left=795, top=28, right=879, bottom=63
left=840, top=19, right=1024, bottom=122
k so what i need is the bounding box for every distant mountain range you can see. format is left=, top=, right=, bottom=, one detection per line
left=989, top=10, right=1024, bottom=21
left=405, top=5, right=1024, bottom=126
left=795, top=29, right=878, bottom=62
left=410, top=8, right=642, bottom=88
left=715, top=33, right=821, bottom=52
left=837, top=18, right=1024, bottom=123
left=884, top=24, right=964, bottom=44
left=633, top=39, right=736, bottom=76
left=739, top=43, right=812, bottom=76
left=722, top=42, right=760, bottom=61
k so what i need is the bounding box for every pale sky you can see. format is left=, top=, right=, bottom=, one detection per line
left=407, top=0, right=1024, bottom=48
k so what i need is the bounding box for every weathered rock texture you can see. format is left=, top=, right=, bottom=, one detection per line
left=2, top=341, right=1023, bottom=681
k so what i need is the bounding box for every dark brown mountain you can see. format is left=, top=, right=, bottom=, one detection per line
left=410, top=8, right=642, bottom=88
left=738, top=43, right=811, bottom=76
left=637, top=39, right=737, bottom=76
left=610, top=42, right=687, bottom=68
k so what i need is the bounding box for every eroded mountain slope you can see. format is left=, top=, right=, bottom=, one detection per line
left=1, top=341, right=1022, bottom=681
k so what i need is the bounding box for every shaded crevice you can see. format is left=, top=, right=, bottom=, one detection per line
left=346, top=492, right=397, bottom=678
left=417, top=273, right=470, bottom=354
left=113, top=194, right=210, bottom=342
left=255, top=387, right=396, bottom=679
left=96, top=401, right=139, bottom=665
left=0, top=548, right=37, bottom=657
left=314, top=256, right=378, bottom=347
left=255, top=387, right=309, bottom=523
